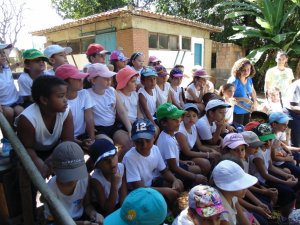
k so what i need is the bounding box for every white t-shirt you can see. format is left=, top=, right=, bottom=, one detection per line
left=138, top=87, right=157, bottom=119
left=87, top=87, right=116, bottom=126
left=117, top=90, right=138, bottom=123
left=157, top=131, right=180, bottom=167
left=16, top=103, right=70, bottom=151
left=288, top=79, right=300, bottom=106
left=219, top=192, right=238, bottom=225
left=170, top=86, right=182, bottom=106
left=249, top=148, right=271, bottom=184
left=91, top=163, right=124, bottom=205
left=172, top=208, right=194, bottom=225
left=177, top=122, right=197, bottom=149
left=122, top=146, right=166, bottom=187
left=0, top=66, right=20, bottom=106
left=68, top=89, right=94, bottom=137
left=196, top=115, right=216, bottom=141
left=185, top=83, right=200, bottom=101
left=44, top=176, right=88, bottom=221
left=155, top=82, right=171, bottom=105
left=18, top=72, right=33, bottom=97
left=44, top=69, right=55, bottom=76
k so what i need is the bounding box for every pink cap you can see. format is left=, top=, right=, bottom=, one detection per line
left=87, top=63, right=116, bottom=81
left=244, top=121, right=260, bottom=131
left=110, top=51, right=128, bottom=61
left=116, top=67, right=139, bottom=90
left=86, top=43, right=110, bottom=56
left=55, top=64, right=88, bottom=80
left=149, top=56, right=161, bottom=63
left=222, top=133, right=248, bottom=149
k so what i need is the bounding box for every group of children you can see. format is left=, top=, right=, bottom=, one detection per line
left=1, top=42, right=300, bottom=225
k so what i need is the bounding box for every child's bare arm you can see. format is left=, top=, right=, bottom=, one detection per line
left=84, top=108, right=95, bottom=141
left=119, top=172, right=128, bottom=205
left=160, top=168, right=184, bottom=192
left=17, top=115, right=51, bottom=178
left=187, top=88, right=200, bottom=103
left=115, top=92, right=132, bottom=135
left=61, top=110, right=74, bottom=141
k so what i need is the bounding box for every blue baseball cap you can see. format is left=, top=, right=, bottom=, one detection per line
left=140, top=66, right=157, bottom=77
left=269, top=112, right=292, bottom=124
left=89, top=139, right=117, bottom=167
left=131, top=118, right=155, bottom=141
left=104, top=188, right=167, bottom=225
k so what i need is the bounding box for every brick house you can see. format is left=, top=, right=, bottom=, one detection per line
left=32, top=6, right=245, bottom=87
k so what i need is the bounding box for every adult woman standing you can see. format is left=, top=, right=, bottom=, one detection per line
left=228, top=58, right=258, bottom=125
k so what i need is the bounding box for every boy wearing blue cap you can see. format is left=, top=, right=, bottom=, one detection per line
left=269, top=112, right=300, bottom=177
left=104, top=188, right=167, bottom=225
left=123, top=118, right=183, bottom=204
left=89, top=139, right=127, bottom=215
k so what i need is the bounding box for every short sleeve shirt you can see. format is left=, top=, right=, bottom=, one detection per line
left=196, top=115, right=216, bottom=141
left=157, top=131, right=180, bottom=167
left=18, top=72, right=33, bottom=97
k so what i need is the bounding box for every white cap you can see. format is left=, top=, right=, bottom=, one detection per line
left=205, top=99, right=231, bottom=112
left=212, top=160, right=257, bottom=191
left=44, top=44, right=72, bottom=58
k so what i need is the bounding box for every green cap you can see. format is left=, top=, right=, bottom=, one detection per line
left=156, top=103, right=186, bottom=121
left=22, top=49, right=48, bottom=61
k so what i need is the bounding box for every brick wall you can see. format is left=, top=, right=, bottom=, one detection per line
left=212, top=42, right=246, bottom=88
left=116, top=28, right=149, bottom=61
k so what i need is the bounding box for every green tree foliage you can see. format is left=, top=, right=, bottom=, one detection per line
left=215, top=0, right=300, bottom=89
left=51, top=0, right=155, bottom=19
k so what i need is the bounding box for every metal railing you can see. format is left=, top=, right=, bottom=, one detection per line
left=0, top=112, right=76, bottom=225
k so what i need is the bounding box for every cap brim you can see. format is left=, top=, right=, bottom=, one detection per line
left=157, top=72, right=168, bottom=76
left=172, top=73, right=183, bottom=77
left=99, top=50, right=111, bottom=55
left=158, top=109, right=186, bottom=121
left=55, top=164, right=88, bottom=182
left=64, top=47, right=72, bottom=54
left=0, top=44, right=12, bottom=50
left=25, top=56, right=49, bottom=62
left=259, top=134, right=276, bottom=142
left=248, top=141, right=265, bottom=148
left=132, top=132, right=154, bottom=141
left=184, top=105, right=199, bottom=114
left=195, top=204, right=226, bottom=218
left=71, top=72, right=88, bottom=79
left=104, top=209, right=127, bottom=225
left=216, top=173, right=257, bottom=191
left=227, top=141, right=249, bottom=149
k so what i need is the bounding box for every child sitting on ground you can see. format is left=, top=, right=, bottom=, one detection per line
left=269, top=112, right=300, bottom=177
left=16, top=75, right=74, bottom=178
left=156, top=103, right=208, bottom=189
left=43, top=44, right=72, bottom=76
left=104, top=188, right=167, bottom=225
left=262, top=87, right=284, bottom=113
left=169, top=67, right=185, bottom=109
left=44, top=141, right=103, bottom=225
left=222, top=133, right=272, bottom=224
left=115, top=67, right=143, bottom=124
left=196, top=99, right=231, bottom=146
left=250, top=123, right=299, bottom=223
left=0, top=43, right=23, bottom=156
left=55, top=64, right=95, bottom=151
left=172, top=185, right=226, bottom=225
left=122, top=118, right=183, bottom=207
left=86, top=63, right=132, bottom=160
left=175, top=103, right=220, bottom=172
left=219, top=83, right=235, bottom=124
left=185, top=68, right=213, bottom=113
left=89, top=139, right=127, bottom=215
left=154, top=65, right=172, bottom=105
left=212, top=160, right=258, bottom=225
left=18, top=49, right=48, bottom=108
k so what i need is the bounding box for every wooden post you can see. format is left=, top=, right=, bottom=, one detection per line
left=0, top=113, right=76, bottom=225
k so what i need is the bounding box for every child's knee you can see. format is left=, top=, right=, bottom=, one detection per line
left=193, top=158, right=211, bottom=175
left=188, top=165, right=202, bottom=174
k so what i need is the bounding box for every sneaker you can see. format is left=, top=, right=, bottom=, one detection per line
left=1, top=138, right=12, bottom=157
